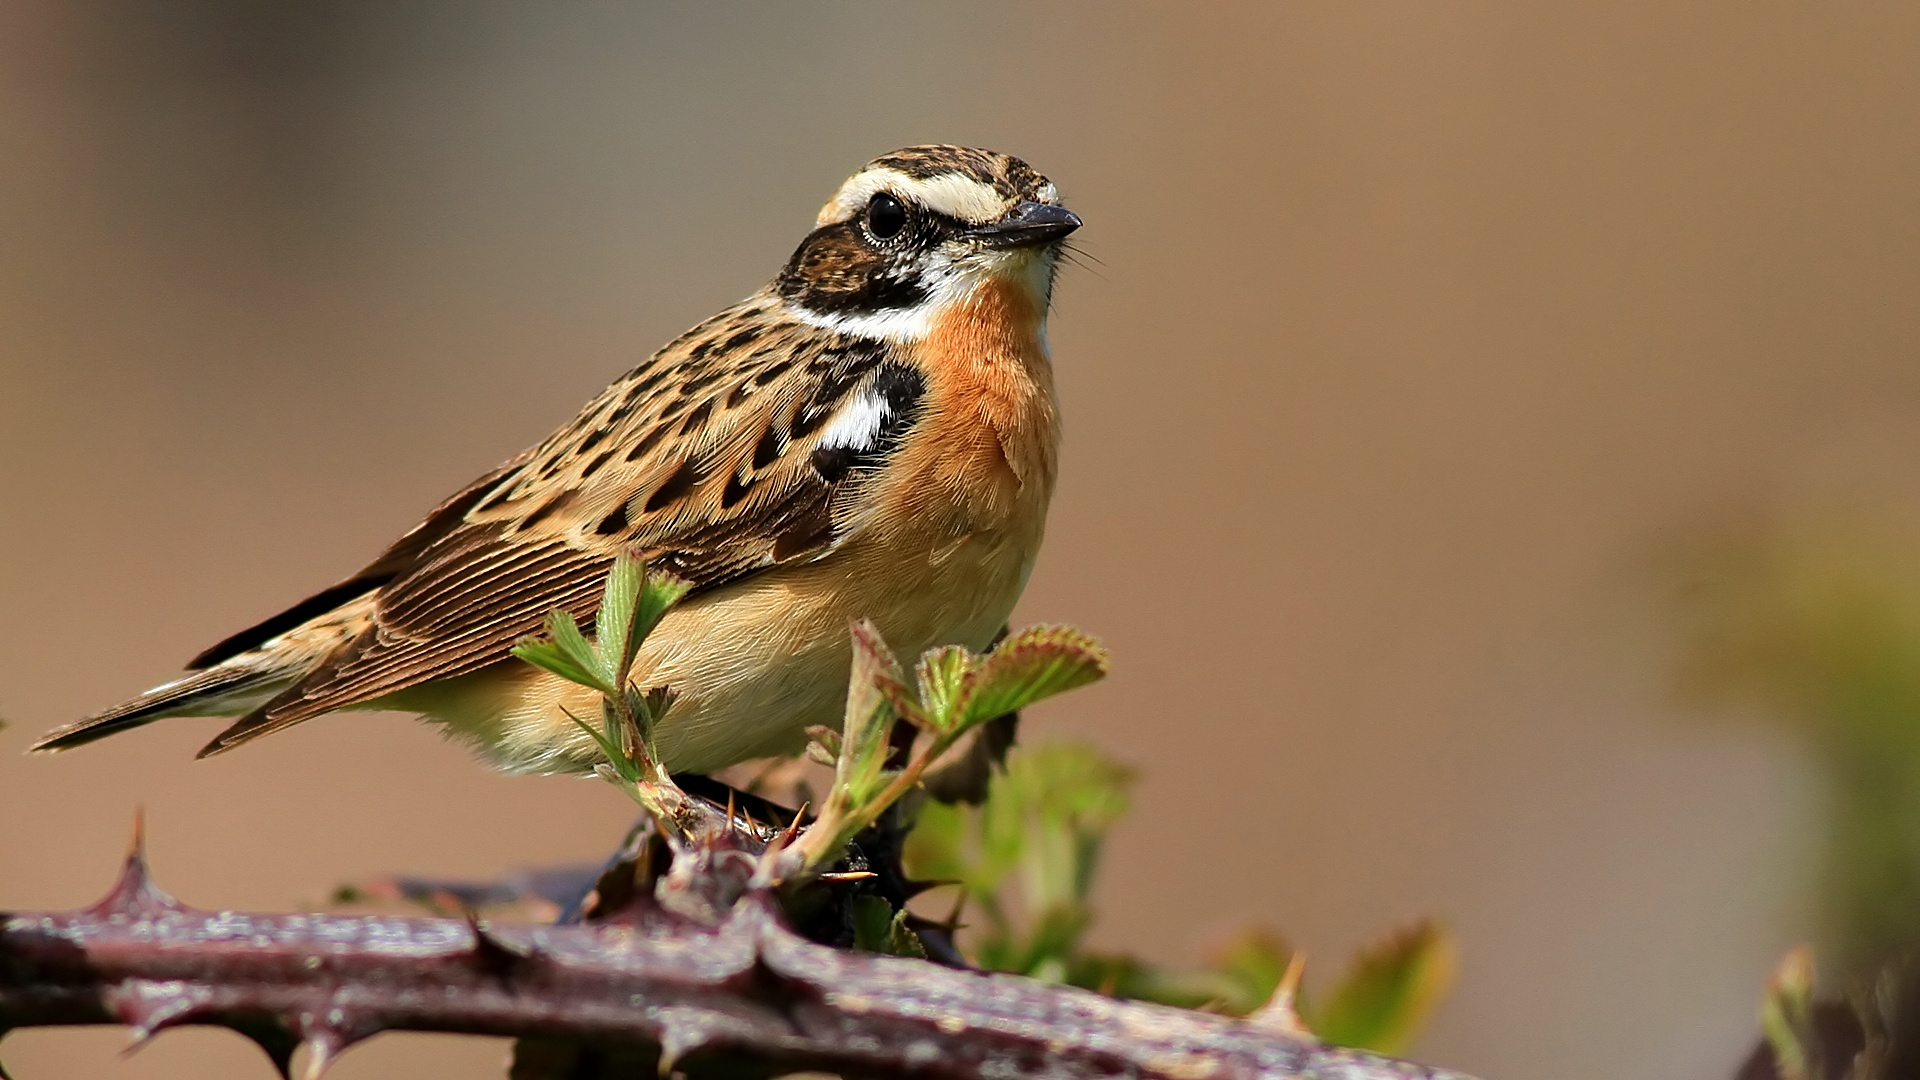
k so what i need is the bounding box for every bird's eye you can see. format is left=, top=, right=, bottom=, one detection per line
left=866, top=193, right=907, bottom=240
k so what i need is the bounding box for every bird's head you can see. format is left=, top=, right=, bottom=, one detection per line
left=776, top=145, right=1080, bottom=341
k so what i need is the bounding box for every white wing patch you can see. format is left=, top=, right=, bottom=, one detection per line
left=817, top=387, right=893, bottom=452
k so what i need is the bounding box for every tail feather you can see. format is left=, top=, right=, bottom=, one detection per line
left=195, top=706, right=306, bottom=759
left=30, top=664, right=294, bottom=753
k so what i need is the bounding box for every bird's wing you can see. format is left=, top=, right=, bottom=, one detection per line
left=202, top=298, right=928, bottom=753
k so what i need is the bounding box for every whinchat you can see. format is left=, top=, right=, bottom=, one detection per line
left=33, top=145, right=1080, bottom=777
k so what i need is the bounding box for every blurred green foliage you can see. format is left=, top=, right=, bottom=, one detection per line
left=1759, top=946, right=1819, bottom=1080
left=512, top=555, right=1454, bottom=1053
left=1668, top=514, right=1920, bottom=971
left=798, top=622, right=1108, bottom=872
left=903, top=739, right=1455, bottom=1055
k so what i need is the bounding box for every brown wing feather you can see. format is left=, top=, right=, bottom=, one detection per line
left=201, top=296, right=923, bottom=753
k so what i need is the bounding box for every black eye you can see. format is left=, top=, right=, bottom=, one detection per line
left=865, top=193, right=907, bottom=240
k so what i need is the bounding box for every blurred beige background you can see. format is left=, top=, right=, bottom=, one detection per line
left=4, top=2, right=1919, bottom=1077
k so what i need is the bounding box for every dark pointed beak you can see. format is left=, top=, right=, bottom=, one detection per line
left=969, top=201, right=1082, bottom=248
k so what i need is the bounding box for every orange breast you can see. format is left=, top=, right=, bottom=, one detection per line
left=814, top=270, right=1062, bottom=667
left=888, top=275, right=1060, bottom=536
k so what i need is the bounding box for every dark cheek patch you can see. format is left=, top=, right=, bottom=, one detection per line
left=775, top=224, right=930, bottom=316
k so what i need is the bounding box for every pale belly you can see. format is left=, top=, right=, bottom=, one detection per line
left=378, top=521, right=1040, bottom=776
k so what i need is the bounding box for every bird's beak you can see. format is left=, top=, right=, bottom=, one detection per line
left=968, top=201, right=1082, bottom=249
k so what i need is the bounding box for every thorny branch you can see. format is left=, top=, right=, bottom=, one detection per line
left=0, top=831, right=1471, bottom=1080
left=3, top=562, right=1470, bottom=1079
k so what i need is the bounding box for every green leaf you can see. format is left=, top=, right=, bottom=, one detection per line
left=1067, top=933, right=1297, bottom=1015
left=903, top=741, right=1135, bottom=977
left=850, top=895, right=893, bottom=953
left=547, top=610, right=612, bottom=694
left=849, top=896, right=927, bottom=957
left=804, top=724, right=843, bottom=756
left=595, top=551, right=646, bottom=684
left=1208, top=929, right=1294, bottom=1016
left=1759, top=946, right=1816, bottom=1080
left=1011, top=740, right=1134, bottom=832
left=604, top=697, right=640, bottom=771
left=959, top=625, right=1108, bottom=731
left=563, top=707, right=635, bottom=784
left=642, top=684, right=675, bottom=720
left=510, top=637, right=603, bottom=693
left=901, top=798, right=967, bottom=883
left=803, top=724, right=844, bottom=769
left=1308, top=920, right=1456, bottom=1055
left=625, top=684, right=675, bottom=740
left=1014, top=902, right=1095, bottom=979
left=980, top=742, right=1133, bottom=908
left=1066, top=955, right=1212, bottom=1010
left=627, top=564, right=692, bottom=666
left=915, top=645, right=976, bottom=731
left=837, top=619, right=905, bottom=802
left=885, top=907, right=928, bottom=959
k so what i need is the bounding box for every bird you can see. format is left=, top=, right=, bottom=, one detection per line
left=30, top=145, right=1079, bottom=778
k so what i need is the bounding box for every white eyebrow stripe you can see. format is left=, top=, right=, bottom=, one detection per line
left=817, top=168, right=1011, bottom=227
left=817, top=387, right=892, bottom=451
left=902, top=173, right=1007, bottom=223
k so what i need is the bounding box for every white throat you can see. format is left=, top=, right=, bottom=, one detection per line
left=781, top=249, right=1055, bottom=345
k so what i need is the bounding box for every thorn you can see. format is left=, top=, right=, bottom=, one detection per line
left=123, top=1028, right=158, bottom=1057
left=901, top=877, right=961, bottom=900
left=818, top=871, right=878, bottom=883
left=1275, top=949, right=1306, bottom=1006
left=725, top=789, right=737, bottom=827
left=940, top=890, right=969, bottom=933
left=656, top=1018, right=710, bottom=1077
left=749, top=799, right=810, bottom=884
left=118, top=987, right=200, bottom=1056
left=779, top=802, right=810, bottom=847
left=1250, top=951, right=1314, bottom=1040
left=231, top=1022, right=300, bottom=1079
left=89, top=809, right=183, bottom=918
left=298, top=1032, right=343, bottom=1080
left=466, top=910, right=535, bottom=980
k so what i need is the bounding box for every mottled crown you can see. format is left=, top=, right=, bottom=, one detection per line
left=816, top=145, right=1061, bottom=229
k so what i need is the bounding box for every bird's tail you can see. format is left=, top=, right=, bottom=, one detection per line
left=29, top=661, right=297, bottom=753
